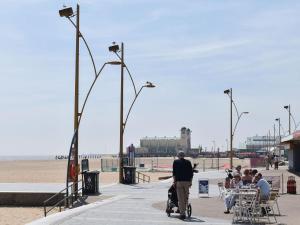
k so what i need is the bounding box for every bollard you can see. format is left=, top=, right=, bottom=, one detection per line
left=287, top=176, right=296, bottom=194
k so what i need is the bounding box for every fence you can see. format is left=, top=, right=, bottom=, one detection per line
left=99, top=157, right=251, bottom=172
left=101, top=158, right=119, bottom=172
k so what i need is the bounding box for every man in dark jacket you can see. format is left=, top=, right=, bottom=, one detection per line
left=173, top=151, right=193, bottom=219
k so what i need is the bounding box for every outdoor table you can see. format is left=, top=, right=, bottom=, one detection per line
left=232, top=189, right=258, bottom=224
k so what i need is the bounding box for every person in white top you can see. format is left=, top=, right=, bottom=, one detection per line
left=224, top=173, right=243, bottom=214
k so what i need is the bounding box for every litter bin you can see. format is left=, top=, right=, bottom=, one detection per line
left=83, top=171, right=99, bottom=194
left=123, top=166, right=136, bottom=184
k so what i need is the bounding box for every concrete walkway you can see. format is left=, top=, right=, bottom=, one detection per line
left=28, top=171, right=232, bottom=225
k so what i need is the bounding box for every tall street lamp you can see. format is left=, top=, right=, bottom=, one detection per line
left=224, top=88, right=249, bottom=169
left=108, top=42, right=155, bottom=183
left=224, top=89, right=233, bottom=169
left=284, top=105, right=297, bottom=134
left=59, top=5, right=127, bottom=203
left=59, top=5, right=80, bottom=199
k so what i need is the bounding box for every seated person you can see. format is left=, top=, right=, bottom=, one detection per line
left=251, top=169, right=258, bottom=183
left=224, top=173, right=243, bottom=214
left=235, top=165, right=242, bottom=176
left=254, top=173, right=270, bottom=201
left=242, top=169, right=253, bottom=185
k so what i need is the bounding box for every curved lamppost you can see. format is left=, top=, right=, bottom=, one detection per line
left=275, top=118, right=287, bottom=144
left=59, top=5, right=131, bottom=203
left=108, top=43, right=155, bottom=183
left=224, top=88, right=249, bottom=169
left=108, top=42, right=155, bottom=183
left=283, top=105, right=297, bottom=134
left=233, top=111, right=249, bottom=137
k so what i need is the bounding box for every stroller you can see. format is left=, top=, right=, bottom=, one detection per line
left=165, top=183, right=192, bottom=217
left=165, top=163, right=198, bottom=218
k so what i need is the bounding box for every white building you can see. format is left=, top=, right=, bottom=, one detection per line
left=135, top=127, right=192, bottom=157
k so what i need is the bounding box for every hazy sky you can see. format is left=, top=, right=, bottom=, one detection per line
left=0, top=0, right=300, bottom=156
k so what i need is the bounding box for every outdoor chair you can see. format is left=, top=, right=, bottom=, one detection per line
left=259, top=193, right=277, bottom=224
left=269, top=189, right=281, bottom=215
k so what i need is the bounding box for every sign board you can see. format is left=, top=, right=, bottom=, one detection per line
left=198, top=179, right=209, bottom=197
left=81, top=159, right=89, bottom=172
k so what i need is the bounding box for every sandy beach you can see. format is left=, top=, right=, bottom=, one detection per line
left=0, top=159, right=172, bottom=225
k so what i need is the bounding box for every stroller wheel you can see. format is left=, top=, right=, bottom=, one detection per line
left=166, top=200, right=171, bottom=217
left=187, top=203, right=192, bottom=218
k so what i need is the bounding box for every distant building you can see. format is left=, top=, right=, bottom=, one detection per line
left=281, top=130, right=300, bottom=172
left=245, top=135, right=280, bottom=152
left=135, top=127, right=196, bottom=157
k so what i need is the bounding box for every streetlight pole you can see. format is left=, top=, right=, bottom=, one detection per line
left=275, top=118, right=281, bottom=143
left=284, top=105, right=297, bottom=134
left=108, top=42, right=155, bottom=183
left=119, top=42, right=124, bottom=184
left=284, top=105, right=291, bottom=135
left=73, top=4, right=80, bottom=198
left=224, top=88, right=233, bottom=169
left=59, top=4, right=80, bottom=198
left=224, top=88, right=249, bottom=169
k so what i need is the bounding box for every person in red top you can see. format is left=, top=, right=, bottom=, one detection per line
left=172, top=151, right=193, bottom=220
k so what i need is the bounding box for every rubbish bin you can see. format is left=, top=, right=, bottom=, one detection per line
left=123, top=166, right=136, bottom=184
left=287, top=176, right=296, bottom=194
left=83, top=171, right=99, bottom=194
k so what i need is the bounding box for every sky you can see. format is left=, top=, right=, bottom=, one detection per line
left=0, top=0, right=300, bottom=156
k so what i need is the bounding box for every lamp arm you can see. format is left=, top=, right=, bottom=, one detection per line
left=232, top=99, right=240, bottom=119
left=233, top=113, right=243, bottom=137
left=123, top=86, right=144, bottom=133
left=296, top=121, right=300, bottom=130
left=78, top=63, right=107, bottom=126
left=290, top=112, right=297, bottom=131
left=114, top=52, right=137, bottom=95
left=67, top=17, right=98, bottom=78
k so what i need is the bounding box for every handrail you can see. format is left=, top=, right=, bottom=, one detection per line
left=136, top=171, right=150, bottom=183
left=44, top=179, right=82, bottom=217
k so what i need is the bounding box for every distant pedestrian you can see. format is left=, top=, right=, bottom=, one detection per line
left=265, top=155, right=269, bottom=170
left=274, top=155, right=279, bottom=170
left=172, top=151, right=193, bottom=220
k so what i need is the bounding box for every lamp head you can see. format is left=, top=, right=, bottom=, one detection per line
left=275, top=118, right=280, bottom=121
left=107, top=61, right=122, bottom=65
left=224, top=89, right=230, bottom=94
left=108, top=43, right=120, bottom=53
left=59, top=7, right=74, bottom=17
left=145, top=81, right=155, bottom=88
left=284, top=105, right=289, bottom=109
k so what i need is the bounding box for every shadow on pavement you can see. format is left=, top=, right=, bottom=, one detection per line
left=167, top=215, right=205, bottom=223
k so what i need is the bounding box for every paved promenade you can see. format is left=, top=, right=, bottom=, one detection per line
left=28, top=170, right=232, bottom=225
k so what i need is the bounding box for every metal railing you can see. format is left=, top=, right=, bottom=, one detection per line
left=136, top=171, right=150, bottom=183
left=43, top=179, right=82, bottom=217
